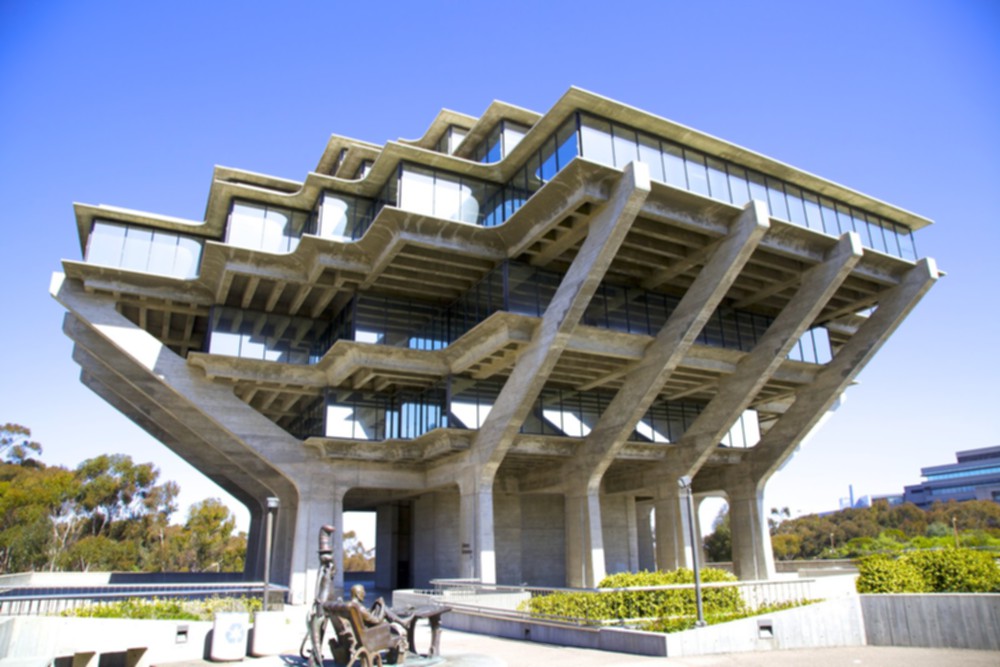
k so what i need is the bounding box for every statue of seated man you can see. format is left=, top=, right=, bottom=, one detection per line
left=349, top=584, right=412, bottom=629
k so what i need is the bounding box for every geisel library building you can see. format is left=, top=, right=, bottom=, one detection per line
left=52, top=88, right=938, bottom=603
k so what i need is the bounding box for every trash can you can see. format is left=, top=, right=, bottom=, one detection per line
left=211, top=612, right=249, bottom=661
left=250, top=610, right=288, bottom=656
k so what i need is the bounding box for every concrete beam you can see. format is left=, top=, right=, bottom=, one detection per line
left=671, top=232, right=863, bottom=476
left=748, top=257, right=939, bottom=480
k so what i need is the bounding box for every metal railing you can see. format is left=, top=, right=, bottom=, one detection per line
left=0, top=581, right=287, bottom=616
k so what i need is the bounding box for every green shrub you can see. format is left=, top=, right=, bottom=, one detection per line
left=907, top=549, right=1000, bottom=593
left=520, top=567, right=744, bottom=625
left=856, top=554, right=927, bottom=593
left=856, top=549, right=1000, bottom=594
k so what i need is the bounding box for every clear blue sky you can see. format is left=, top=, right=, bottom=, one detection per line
left=2, top=1, right=998, bottom=537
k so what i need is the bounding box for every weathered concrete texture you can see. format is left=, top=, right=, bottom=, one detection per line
left=860, top=594, right=1000, bottom=651
left=665, top=597, right=866, bottom=656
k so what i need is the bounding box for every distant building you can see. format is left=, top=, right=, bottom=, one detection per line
left=903, top=446, right=1000, bottom=509
left=52, top=88, right=938, bottom=603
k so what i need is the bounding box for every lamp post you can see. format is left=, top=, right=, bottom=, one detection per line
left=262, top=497, right=279, bottom=611
left=678, top=476, right=706, bottom=628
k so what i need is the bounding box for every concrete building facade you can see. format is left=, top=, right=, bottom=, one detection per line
left=52, top=88, right=938, bottom=603
left=903, top=446, right=1000, bottom=509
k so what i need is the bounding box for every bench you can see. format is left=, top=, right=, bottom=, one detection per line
left=323, top=601, right=406, bottom=667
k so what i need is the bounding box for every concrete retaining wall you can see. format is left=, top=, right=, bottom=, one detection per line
left=861, top=594, right=1000, bottom=651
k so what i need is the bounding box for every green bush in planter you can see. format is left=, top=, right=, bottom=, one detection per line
left=855, top=554, right=928, bottom=593
left=856, top=548, right=1000, bottom=593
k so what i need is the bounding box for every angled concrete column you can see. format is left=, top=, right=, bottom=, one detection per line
left=458, top=479, right=496, bottom=583
left=565, top=491, right=606, bottom=588
left=289, top=484, right=344, bottom=604
left=635, top=500, right=656, bottom=571
left=673, top=232, right=862, bottom=475
left=653, top=482, right=693, bottom=571
left=559, top=201, right=768, bottom=585
left=749, top=257, right=940, bottom=480
left=625, top=496, right=640, bottom=573
left=472, top=162, right=651, bottom=475
left=724, top=475, right=774, bottom=580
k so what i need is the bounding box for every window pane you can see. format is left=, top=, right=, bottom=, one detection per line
left=684, top=151, right=710, bottom=196
left=765, top=177, right=789, bottom=220
left=399, top=166, right=436, bottom=216
left=228, top=202, right=265, bottom=249
left=459, top=180, right=481, bottom=224
left=835, top=204, right=855, bottom=235
left=320, top=194, right=350, bottom=238
left=747, top=171, right=768, bottom=208
left=539, top=136, right=558, bottom=181
left=579, top=116, right=614, bottom=166
left=501, top=121, right=527, bottom=157
left=87, top=222, right=126, bottom=266
left=435, top=174, right=461, bottom=221
left=803, top=193, right=824, bottom=231
left=637, top=134, right=664, bottom=182
left=784, top=185, right=807, bottom=226
left=611, top=125, right=638, bottom=168
left=147, top=230, right=176, bottom=275
left=819, top=198, right=839, bottom=234
left=121, top=227, right=152, bottom=271
left=262, top=207, right=288, bottom=252
left=175, top=236, right=202, bottom=278
left=662, top=143, right=686, bottom=187
left=706, top=157, right=731, bottom=203
left=727, top=166, right=750, bottom=204
left=555, top=117, right=579, bottom=171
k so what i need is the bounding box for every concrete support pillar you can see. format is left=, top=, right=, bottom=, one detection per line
left=625, top=496, right=640, bottom=573
left=725, top=479, right=774, bottom=581
left=288, top=485, right=343, bottom=605
left=243, top=502, right=266, bottom=580
left=564, top=491, right=606, bottom=588
left=653, top=483, right=692, bottom=571
left=635, top=500, right=656, bottom=571
left=458, top=480, right=496, bottom=583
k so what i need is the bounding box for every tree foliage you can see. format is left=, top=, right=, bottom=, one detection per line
left=0, top=423, right=246, bottom=574
left=702, top=498, right=1000, bottom=562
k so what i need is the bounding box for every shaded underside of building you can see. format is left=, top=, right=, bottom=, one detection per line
left=52, top=87, right=938, bottom=603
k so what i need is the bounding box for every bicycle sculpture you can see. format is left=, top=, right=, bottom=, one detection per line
left=301, top=525, right=407, bottom=667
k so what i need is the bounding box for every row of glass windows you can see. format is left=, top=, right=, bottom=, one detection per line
left=471, top=120, right=529, bottom=163
left=346, top=261, right=832, bottom=364
left=925, top=465, right=1000, bottom=481
left=85, top=221, right=203, bottom=279
left=436, top=126, right=469, bottom=156
left=928, top=485, right=976, bottom=496
left=305, top=376, right=762, bottom=448
left=206, top=307, right=340, bottom=364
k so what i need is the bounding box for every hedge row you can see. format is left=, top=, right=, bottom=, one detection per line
left=856, top=548, right=1000, bottom=593
left=520, top=568, right=744, bottom=624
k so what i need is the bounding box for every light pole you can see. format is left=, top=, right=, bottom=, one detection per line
left=678, top=476, right=706, bottom=628
left=263, top=497, right=279, bottom=611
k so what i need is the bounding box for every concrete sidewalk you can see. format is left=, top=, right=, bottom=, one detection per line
left=161, top=625, right=1000, bottom=667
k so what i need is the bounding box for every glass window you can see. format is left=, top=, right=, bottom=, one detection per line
left=802, top=193, right=824, bottom=231
left=228, top=202, right=265, bottom=249
left=819, top=198, right=839, bottom=234
left=579, top=116, right=614, bottom=166
left=747, top=171, right=768, bottom=207
left=555, top=117, right=579, bottom=171
left=459, top=180, right=481, bottom=224
left=706, top=157, right=731, bottom=203
left=147, top=230, right=177, bottom=275
left=727, top=166, right=750, bottom=205
left=262, top=207, right=288, bottom=252
left=501, top=121, right=528, bottom=157
left=637, top=134, right=664, bottom=182
left=539, top=136, right=558, bottom=182
left=435, top=174, right=461, bottom=221
left=121, top=227, right=152, bottom=272
left=320, top=194, right=350, bottom=239
left=174, top=237, right=202, bottom=278
left=868, top=216, right=889, bottom=253
left=87, top=222, right=126, bottom=266
left=684, top=151, right=710, bottom=196
left=765, top=177, right=789, bottom=220
left=399, top=166, right=436, bottom=216
left=611, top=125, right=638, bottom=168
left=662, top=143, right=687, bottom=187
left=784, top=186, right=807, bottom=226
left=835, top=203, right=855, bottom=235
